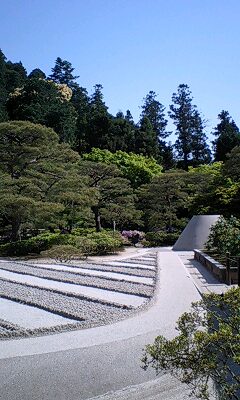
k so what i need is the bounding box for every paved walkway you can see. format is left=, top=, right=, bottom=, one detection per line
left=177, top=251, right=230, bottom=294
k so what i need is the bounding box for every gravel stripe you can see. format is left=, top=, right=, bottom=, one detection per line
left=70, top=262, right=156, bottom=277
left=27, top=263, right=153, bottom=285
left=0, top=280, right=134, bottom=330
left=0, top=264, right=153, bottom=298
left=0, top=297, right=76, bottom=329
left=105, top=261, right=155, bottom=269
left=0, top=270, right=147, bottom=307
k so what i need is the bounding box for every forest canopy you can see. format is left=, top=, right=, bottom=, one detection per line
left=0, top=48, right=239, bottom=250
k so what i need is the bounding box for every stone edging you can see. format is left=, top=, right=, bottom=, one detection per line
left=194, top=249, right=227, bottom=282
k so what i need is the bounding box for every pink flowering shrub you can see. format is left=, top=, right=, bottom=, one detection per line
left=121, top=230, right=145, bottom=245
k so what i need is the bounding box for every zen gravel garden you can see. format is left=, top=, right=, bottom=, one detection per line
left=0, top=251, right=158, bottom=339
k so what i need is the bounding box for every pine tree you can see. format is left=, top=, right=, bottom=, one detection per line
left=169, top=84, right=210, bottom=170
left=28, top=68, right=46, bottom=79
left=141, top=91, right=168, bottom=139
left=135, top=116, right=160, bottom=159
left=191, top=110, right=211, bottom=165
left=213, top=110, right=240, bottom=161
left=49, top=57, right=79, bottom=89
left=71, top=86, right=90, bottom=153
left=86, top=84, right=111, bottom=150
left=5, top=61, right=27, bottom=93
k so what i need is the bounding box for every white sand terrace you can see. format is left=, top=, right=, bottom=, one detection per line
left=105, top=261, right=155, bottom=270
left=29, top=263, right=153, bottom=285
left=0, top=298, right=75, bottom=329
left=131, top=257, right=156, bottom=261
left=0, top=270, right=146, bottom=307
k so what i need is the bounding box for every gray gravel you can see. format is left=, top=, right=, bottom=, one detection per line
left=0, top=263, right=153, bottom=297
left=0, top=253, right=158, bottom=340
left=0, top=279, right=135, bottom=339
left=22, top=261, right=155, bottom=277
left=71, top=263, right=155, bottom=278
left=28, top=264, right=153, bottom=284
left=115, top=259, right=156, bottom=266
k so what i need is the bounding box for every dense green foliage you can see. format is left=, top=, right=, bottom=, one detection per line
left=169, top=84, right=211, bottom=170
left=142, top=287, right=240, bottom=399
left=2, top=48, right=238, bottom=168
left=139, top=171, right=189, bottom=232
left=78, top=160, right=142, bottom=231
left=0, top=229, right=124, bottom=257
left=83, top=148, right=162, bottom=187
left=206, top=216, right=240, bottom=256
left=213, top=111, right=240, bottom=161
left=0, top=48, right=240, bottom=260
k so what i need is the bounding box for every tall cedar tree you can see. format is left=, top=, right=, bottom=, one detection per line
left=140, top=91, right=172, bottom=164
left=108, top=112, right=136, bottom=153
left=49, top=57, right=79, bottom=89
left=213, top=110, right=240, bottom=161
left=136, top=116, right=160, bottom=159
left=86, top=84, right=111, bottom=151
left=140, top=91, right=168, bottom=139
left=169, top=84, right=210, bottom=170
left=191, top=110, right=211, bottom=165
left=71, top=86, right=90, bottom=153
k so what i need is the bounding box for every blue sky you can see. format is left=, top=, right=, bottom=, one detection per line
left=1, top=0, right=240, bottom=143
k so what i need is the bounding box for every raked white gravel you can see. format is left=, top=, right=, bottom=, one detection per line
left=0, top=269, right=146, bottom=307
left=0, top=297, right=75, bottom=329
left=30, top=263, right=153, bottom=285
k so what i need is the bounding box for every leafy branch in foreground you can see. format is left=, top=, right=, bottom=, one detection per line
left=142, top=288, right=240, bottom=400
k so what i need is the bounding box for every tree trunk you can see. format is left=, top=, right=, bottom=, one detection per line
left=91, top=206, right=102, bottom=232
left=11, top=219, right=21, bottom=242
left=183, top=152, right=189, bottom=171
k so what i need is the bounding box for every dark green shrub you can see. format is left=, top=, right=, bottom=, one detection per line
left=71, top=228, right=96, bottom=236
left=145, top=231, right=179, bottom=247
left=68, top=236, right=97, bottom=257
left=87, top=231, right=123, bottom=255
left=42, top=245, right=83, bottom=262
left=0, top=232, right=64, bottom=256
left=68, top=230, right=124, bottom=256
left=0, top=230, right=124, bottom=258
left=206, top=216, right=240, bottom=256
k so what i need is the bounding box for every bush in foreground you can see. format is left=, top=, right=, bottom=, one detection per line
left=142, top=287, right=240, bottom=400
left=42, top=245, right=84, bottom=263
